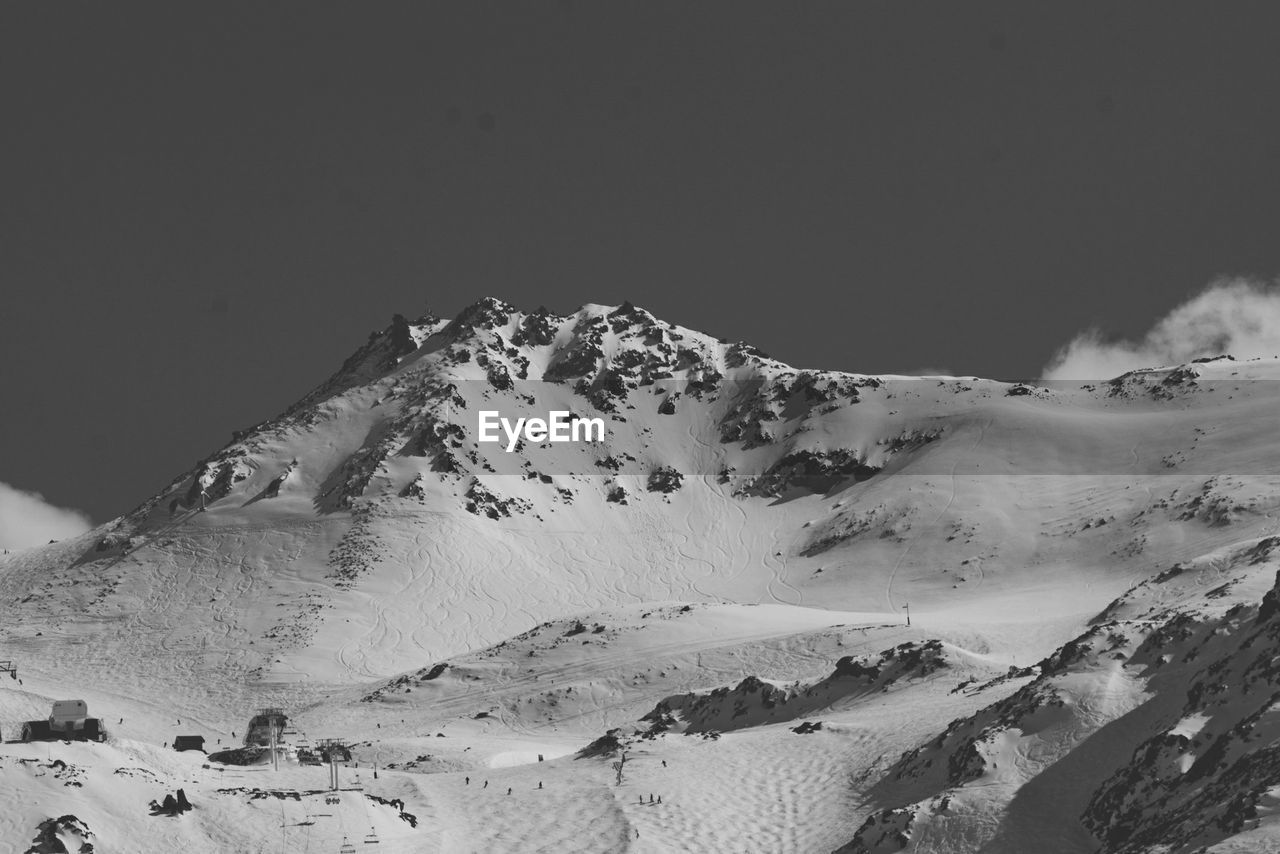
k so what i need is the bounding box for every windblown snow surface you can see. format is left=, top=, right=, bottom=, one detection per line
left=3, top=298, right=1280, bottom=852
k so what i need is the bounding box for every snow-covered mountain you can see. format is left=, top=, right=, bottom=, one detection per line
left=3, top=297, right=1280, bottom=852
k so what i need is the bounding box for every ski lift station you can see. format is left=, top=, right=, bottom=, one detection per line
left=20, top=699, right=107, bottom=743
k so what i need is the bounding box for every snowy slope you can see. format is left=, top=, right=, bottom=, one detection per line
left=2, top=299, right=1280, bottom=852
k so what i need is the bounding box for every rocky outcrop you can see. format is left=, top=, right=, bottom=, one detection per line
left=646, top=467, right=683, bottom=494
left=27, top=814, right=94, bottom=853
left=734, top=449, right=879, bottom=497
left=645, top=641, right=948, bottom=734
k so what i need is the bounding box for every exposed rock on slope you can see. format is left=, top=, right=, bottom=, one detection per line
left=646, top=640, right=949, bottom=733
left=840, top=537, right=1280, bottom=854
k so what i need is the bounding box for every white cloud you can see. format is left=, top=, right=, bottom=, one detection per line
left=0, top=481, right=93, bottom=550
left=1042, top=278, right=1280, bottom=381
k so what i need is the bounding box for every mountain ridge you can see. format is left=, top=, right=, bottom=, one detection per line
left=4, top=297, right=1280, bottom=851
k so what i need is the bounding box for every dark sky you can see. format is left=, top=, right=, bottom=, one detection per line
left=5, top=3, right=1280, bottom=521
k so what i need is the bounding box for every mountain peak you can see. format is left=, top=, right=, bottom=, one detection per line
left=11, top=297, right=1280, bottom=854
